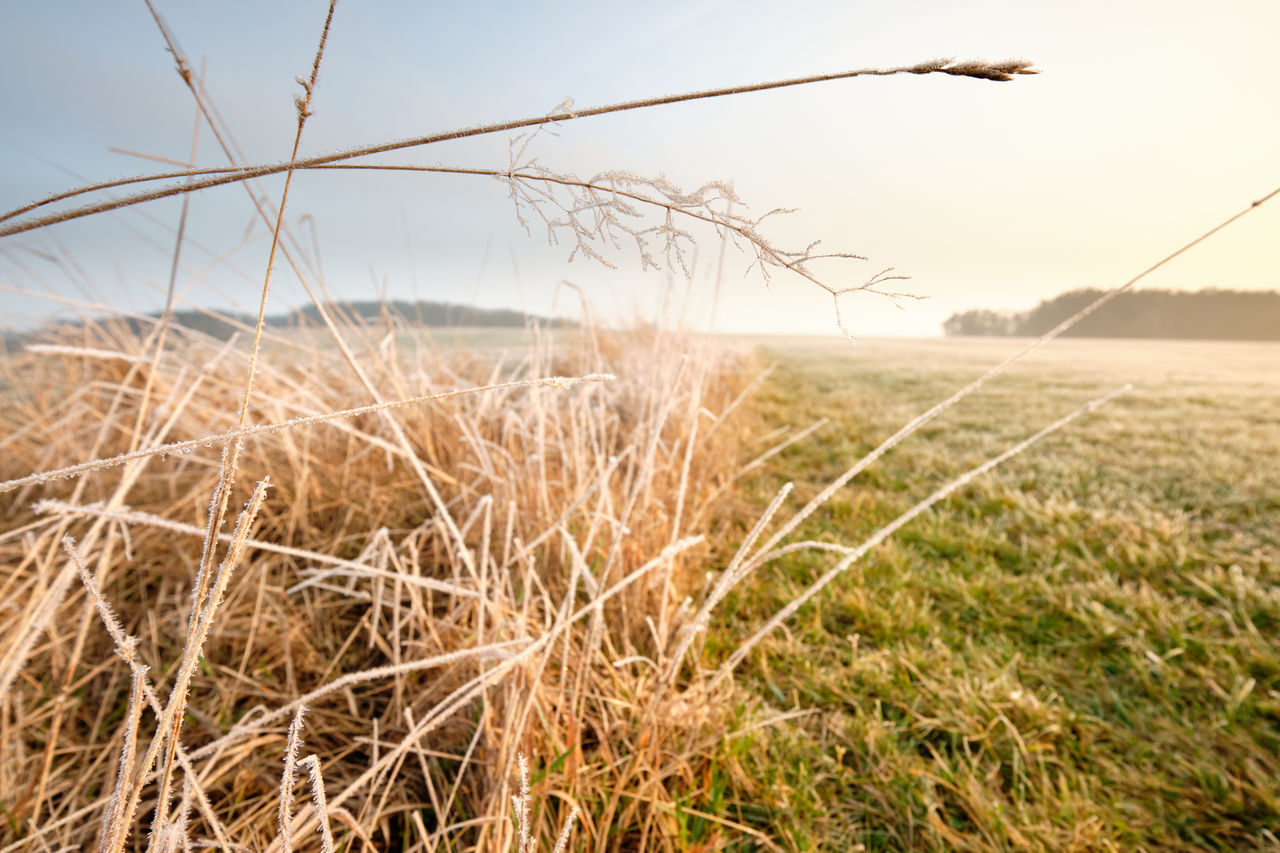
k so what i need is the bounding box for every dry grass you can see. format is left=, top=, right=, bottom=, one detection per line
left=0, top=313, right=790, bottom=850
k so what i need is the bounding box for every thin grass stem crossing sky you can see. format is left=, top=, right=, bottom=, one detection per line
left=1, top=0, right=1277, bottom=336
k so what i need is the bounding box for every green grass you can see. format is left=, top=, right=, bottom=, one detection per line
left=709, top=337, right=1280, bottom=851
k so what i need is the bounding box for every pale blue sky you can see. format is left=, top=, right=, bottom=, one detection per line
left=2, top=1, right=1278, bottom=336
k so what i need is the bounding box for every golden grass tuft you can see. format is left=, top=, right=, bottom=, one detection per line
left=0, top=314, right=778, bottom=850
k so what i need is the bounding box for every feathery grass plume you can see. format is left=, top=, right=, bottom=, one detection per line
left=277, top=706, right=307, bottom=853
left=512, top=753, right=533, bottom=853
left=60, top=537, right=234, bottom=853
left=552, top=806, right=580, bottom=853
left=111, top=478, right=270, bottom=846
left=100, top=664, right=149, bottom=853
left=490, top=159, right=918, bottom=340
left=506, top=752, right=578, bottom=853
left=297, top=755, right=335, bottom=853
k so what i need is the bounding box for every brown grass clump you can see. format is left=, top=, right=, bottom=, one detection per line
left=0, top=313, right=778, bottom=850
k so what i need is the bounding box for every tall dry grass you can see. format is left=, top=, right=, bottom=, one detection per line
left=0, top=311, right=789, bottom=850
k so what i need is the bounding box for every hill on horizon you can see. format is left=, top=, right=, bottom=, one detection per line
left=4, top=299, right=575, bottom=349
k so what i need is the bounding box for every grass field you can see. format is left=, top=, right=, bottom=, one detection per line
left=1, top=1, right=1274, bottom=846
left=2, top=325, right=1277, bottom=852
left=709, top=335, right=1280, bottom=851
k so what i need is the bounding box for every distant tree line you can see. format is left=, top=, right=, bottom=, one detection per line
left=169, top=299, right=570, bottom=340
left=6, top=300, right=572, bottom=348
left=943, top=288, right=1280, bottom=340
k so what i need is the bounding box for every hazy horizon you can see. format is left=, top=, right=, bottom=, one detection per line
left=2, top=1, right=1278, bottom=338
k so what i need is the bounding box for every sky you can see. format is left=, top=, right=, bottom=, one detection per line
left=1, top=0, right=1278, bottom=338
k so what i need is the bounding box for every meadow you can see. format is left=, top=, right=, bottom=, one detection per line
left=3, top=320, right=1276, bottom=852
left=714, top=335, right=1280, bottom=850
left=1, top=4, right=1275, bottom=849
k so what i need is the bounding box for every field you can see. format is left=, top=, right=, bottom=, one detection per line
left=3, top=321, right=1277, bottom=852
left=715, top=335, right=1280, bottom=850
left=2, top=0, right=1277, bottom=846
